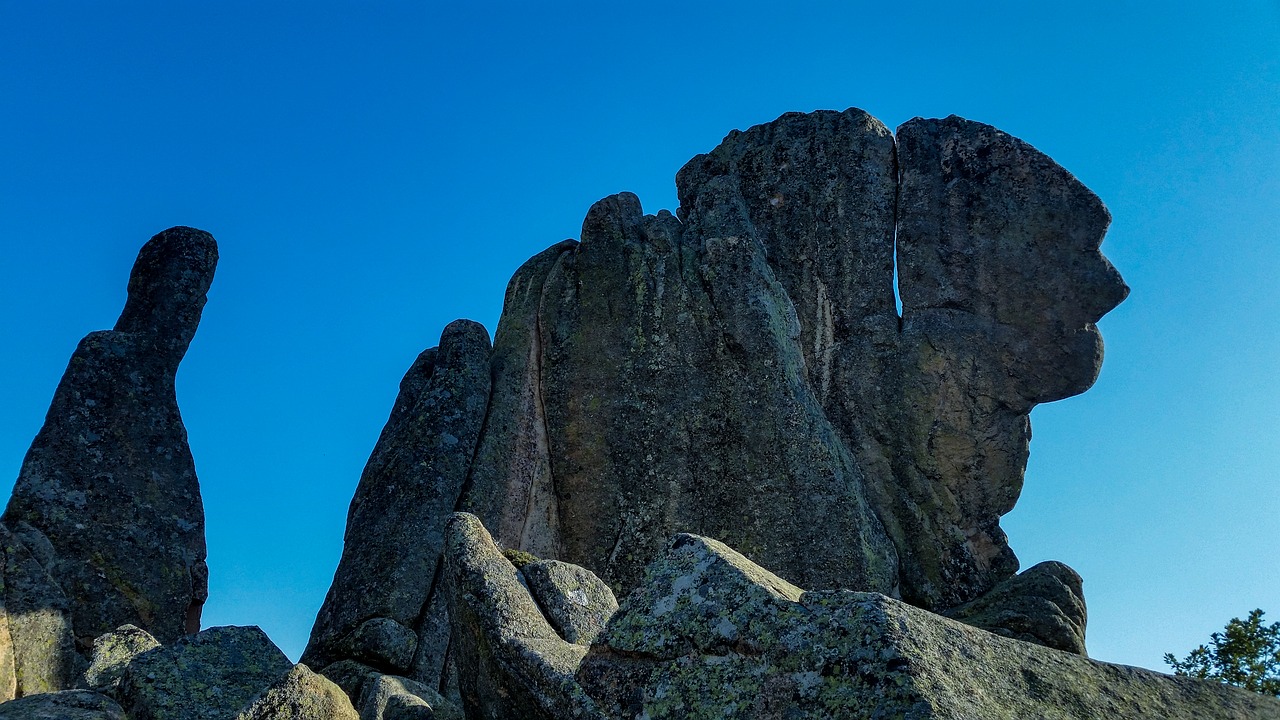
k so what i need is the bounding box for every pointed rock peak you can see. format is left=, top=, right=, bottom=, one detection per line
left=114, top=226, right=218, bottom=358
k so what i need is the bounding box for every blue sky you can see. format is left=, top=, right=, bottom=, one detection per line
left=1, top=2, right=1276, bottom=669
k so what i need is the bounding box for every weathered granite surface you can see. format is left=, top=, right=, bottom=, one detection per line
left=357, top=673, right=463, bottom=720
left=234, top=663, right=359, bottom=720
left=80, top=624, right=161, bottom=695
left=304, top=320, right=492, bottom=689
left=446, top=108, right=1127, bottom=624
left=443, top=513, right=605, bottom=720
left=0, top=689, right=125, bottom=719
left=447, top=514, right=1280, bottom=720
left=116, top=626, right=292, bottom=720
left=522, top=560, right=617, bottom=646
left=2, top=227, right=216, bottom=652
left=0, top=521, right=80, bottom=699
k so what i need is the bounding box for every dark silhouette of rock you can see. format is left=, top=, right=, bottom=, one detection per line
left=447, top=108, right=1127, bottom=625
left=304, top=321, right=492, bottom=685
left=2, top=227, right=216, bottom=652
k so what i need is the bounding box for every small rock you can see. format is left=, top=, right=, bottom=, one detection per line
left=357, top=674, right=462, bottom=720
left=0, top=689, right=125, bottom=719
left=521, top=560, right=617, bottom=646
left=944, top=560, right=1089, bottom=655
left=80, top=624, right=161, bottom=694
left=234, top=663, right=358, bottom=720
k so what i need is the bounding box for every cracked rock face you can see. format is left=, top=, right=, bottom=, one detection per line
left=460, top=108, right=1127, bottom=613
left=2, top=227, right=216, bottom=656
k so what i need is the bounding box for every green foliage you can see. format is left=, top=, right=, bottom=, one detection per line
left=502, top=547, right=540, bottom=569
left=1164, top=609, right=1280, bottom=696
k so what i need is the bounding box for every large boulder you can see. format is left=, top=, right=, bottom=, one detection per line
left=442, top=513, right=605, bottom=720
left=116, top=625, right=292, bottom=720
left=80, top=624, right=161, bottom=694
left=2, top=227, right=216, bottom=650
left=304, top=320, right=492, bottom=690
left=521, top=560, right=617, bottom=646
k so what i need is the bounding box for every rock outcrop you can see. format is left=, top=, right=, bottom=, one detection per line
left=0, top=690, right=125, bottom=719
left=447, top=513, right=1280, bottom=720
left=0, top=227, right=216, bottom=701
left=303, top=320, right=492, bottom=688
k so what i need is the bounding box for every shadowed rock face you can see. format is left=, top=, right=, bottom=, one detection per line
left=315, top=108, right=1127, bottom=694
left=461, top=109, right=1127, bottom=613
left=2, top=227, right=216, bottom=652
left=303, top=321, right=492, bottom=683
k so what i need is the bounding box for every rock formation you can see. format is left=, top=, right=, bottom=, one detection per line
left=309, top=107, right=1129, bottom=699
left=0, top=227, right=216, bottom=699
left=445, top=512, right=1280, bottom=720
left=303, top=320, right=492, bottom=694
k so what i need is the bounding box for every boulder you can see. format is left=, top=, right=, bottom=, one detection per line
left=944, top=560, right=1088, bottom=655
left=521, top=560, right=617, bottom=646
left=0, top=690, right=125, bottom=719
left=2, top=227, right=216, bottom=647
left=356, top=674, right=462, bottom=720
left=442, top=513, right=604, bottom=720
left=116, top=625, right=292, bottom=720
left=80, top=624, right=161, bottom=694
left=574, top=530, right=1280, bottom=720
left=304, top=320, right=492, bottom=690
left=234, top=663, right=359, bottom=720
left=315, top=659, right=378, bottom=702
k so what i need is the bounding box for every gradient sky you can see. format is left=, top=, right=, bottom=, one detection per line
left=1, top=2, right=1276, bottom=670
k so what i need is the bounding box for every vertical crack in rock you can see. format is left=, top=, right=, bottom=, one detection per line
left=1, top=227, right=216, bottom=697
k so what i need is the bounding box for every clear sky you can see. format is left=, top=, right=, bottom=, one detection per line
left=1, top=2, right=1276, bottom=670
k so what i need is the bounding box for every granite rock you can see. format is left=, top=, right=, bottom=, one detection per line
left=943, top=560, right=1088, bottom=655
left=0, top=690, right=125, bottom=719
left=304, top=320, right=492, bottom=690
left=116, top=625, right=292, bottom=720
left=2, top=227, right=216, bottom=647
left=522, top=560, right=618, bottom=646
left=0, top=522, right=80, bottom=699
left=80, top=624, right=161, bottom=694
left=576, top=530, right=1280, bottom=720
left=234, top=663, right=359, bottom=720
left=356, top=673, right=462, bottom=720
left=442, top=513, right=605, bottom=720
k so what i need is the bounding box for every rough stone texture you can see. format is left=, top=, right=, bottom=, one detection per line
left=357, top=674, right=462, bottom=720
left=316, top=659, right=378, bottom=703
left=234, top=663, right=359, bottom=720
left=442, top=513, right=605, bottom=720
left=450, top=108, right=1127, bottom=625
left=574, top=530, right=1280, bottom=720
left=943, top=560, right=1088, bottom=656
left=80, top=624, right=161, bottom=694
left=304, top=320, right=492, bottom=689
left=2, top=227, right=216, bottom=648
left=462, top=187, right=899, bottom=598
left=117, top=625, right=292, bottom=720
left=0, top=690, right=125, bottom=719
left=882, top=116, right=1130, bottom=609
left=521, top=560, right=618, bottom=646
left=0, top=522, right=80, bottom=699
